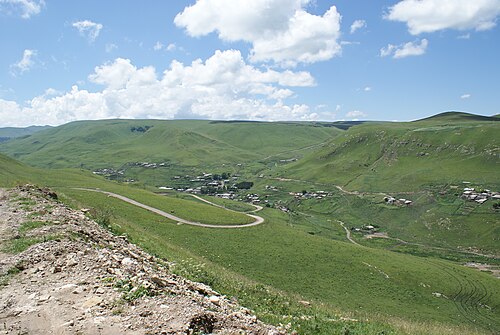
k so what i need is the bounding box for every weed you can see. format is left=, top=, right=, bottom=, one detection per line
left=87, top=207, right=113, bottom=228
left=114, top=279, right=155, bottom=302
left=2, top=234, right=63, bottom=254
left=0, top=264, right=23, bottom=288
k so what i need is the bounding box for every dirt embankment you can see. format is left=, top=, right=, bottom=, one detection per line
left=0, top=185, right=285, bottom=335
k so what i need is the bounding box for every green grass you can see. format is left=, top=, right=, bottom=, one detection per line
left=61, top=186, right=500, bottom=334
left=0, top=113, right=499, bottom=334
left=174, top=193, right=257, bottom=212
left=2, top=235, right=63, bottom=254
left=18, top=220, right=54, bottom=233
left=284, top=115, right=499, bottom=192
left=0, top=119, right=340, bottom=170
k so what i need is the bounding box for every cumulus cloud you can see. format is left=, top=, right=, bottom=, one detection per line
left=10, top=49, right=37, bottom=75
left=72, top=20, right=103, bottom=43
left=350, top=19, right=366, bottom=33
left=386, top=0, right=500, bottom=35
left=363, top=86, right=371, bottom=92
left=461, top=93, right=471, bottom=99
left=0, top=50, right=321, bottom=126
left=346, top=110, right=367, bottom=119
left=380, top=39, right=428, bottom=59
left=174, top=0, right=342, bottom=66
left=0, top=0, right=44, bottom=19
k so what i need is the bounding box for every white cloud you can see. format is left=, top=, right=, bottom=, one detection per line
left=153, top=41, right=163, bottom=51
left=364, top=86, right=371, bottom=92
left=154, top=42, right=177, bottom=52
left=350, top=19, right=366, bottom=33
left=174, top=0, right=342, bottom=67
left=380, top=39, right=428, bottom=59
left=346, top=110, right=367, bottom=119
left=10, top=49, right=37, bottom=75
left=0, top=50, right=321, bottom=126
left=386, top=0, right=500, bottom=35
left=105, top=43, right=117, bottom=53
left=72, top=20, right=103, bottom=43
left=166, top=43, right=177, bottom=52
left=461, top=93, right=471, bottom=99
left=457, top=33, right=471, bottom=39
left=380, top=44, right=396, bottom=57
left=0, top=0, right=44, bottom=19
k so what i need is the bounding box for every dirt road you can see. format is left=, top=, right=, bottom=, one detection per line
left=73, top=188, right=265, bottom=229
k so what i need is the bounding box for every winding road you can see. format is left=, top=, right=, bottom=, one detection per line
left=73, top=188, right=264, bottom=229
left=336, top=220, right=361, bottom=246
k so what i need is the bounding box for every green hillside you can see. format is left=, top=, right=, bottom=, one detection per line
left=0, top=119, right=340, bottom=169
left=283, top=112, right=499, bottom=192
left=0, top=125, right=51, bottom=143
left=1, top=153, right=499, bottom=334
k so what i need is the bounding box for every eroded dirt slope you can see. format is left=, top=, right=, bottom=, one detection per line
left=0, top=185, right=285, bottom=335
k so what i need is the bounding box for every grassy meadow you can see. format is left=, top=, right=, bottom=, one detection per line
left=0, top=113, right=499, bottom=334
left=0, top=154, right=498, bottom=334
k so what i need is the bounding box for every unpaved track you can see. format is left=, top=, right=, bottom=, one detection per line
left=73, top=188, right=264, bottom=229
left=336, top=220, right=361, bottom=246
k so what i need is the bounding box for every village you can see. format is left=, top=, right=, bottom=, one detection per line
left=92, top=161, right=170, bottom=180
left=461, top=187, right=500, bottom=204
left=383, top=196, right=413, bottom=206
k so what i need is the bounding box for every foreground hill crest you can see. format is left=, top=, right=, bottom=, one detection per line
left=0, top=185, right=285, bottom=334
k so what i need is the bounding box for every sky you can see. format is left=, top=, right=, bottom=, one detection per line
left=0, top=0, right=499, bottom=127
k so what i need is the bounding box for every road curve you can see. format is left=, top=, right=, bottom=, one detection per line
left=73, top=188, right=264, bottom=229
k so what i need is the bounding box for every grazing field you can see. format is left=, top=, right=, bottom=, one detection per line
left=284, top=112, right=499, bottom=192
left=1, top=153, right=499, bottom=334
left=0, top=113, right=499, bottom=334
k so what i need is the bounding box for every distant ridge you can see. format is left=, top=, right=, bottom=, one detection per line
left=416, top=111, right=499, bottom=122
left=0, top=125, right=52, bottom=143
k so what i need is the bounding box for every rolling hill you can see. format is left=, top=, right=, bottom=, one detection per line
left=0, top=113, right=499, bottom=333
left=282, top=112, right=499, bottom=192
left=0, top=125, right=52, bottom=143
left=0, top=119, right=341, bottom=169
left=1, top=153, right=499, bottom=334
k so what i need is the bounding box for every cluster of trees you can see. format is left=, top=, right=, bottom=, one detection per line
left=211, top=172, right=231, bottom=180
left=235, top=181, right=253, bottom=189
left=130, top=126, right=153, bottom=133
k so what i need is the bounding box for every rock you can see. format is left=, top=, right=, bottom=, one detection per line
left=121, top=257, right=135, bottom=267
left=38, top=294, right=51, bottom=303
left=209, top=295, right=220, bottom=305
left=140, top=310, right=152, bottom=317
left=51, top=266, right=62, bottom=273
left=151, top=276, right=166, bottom=287
left=298, top=300, right=311, bottom=307
left=61, top=320, right=74, bottom=327
left=72, top=286, right=85, bottom=294
left=95, top=287, right=105, bottom=295
left=82, top=297, right=103, bottom=309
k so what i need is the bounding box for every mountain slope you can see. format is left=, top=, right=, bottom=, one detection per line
left=0, top=119, right=341, bottom=170
left=1, top=153, right=499, bottom=334
left=283, top=112, right=500, bottom=191
left=0, top=125, right=52, bottom=143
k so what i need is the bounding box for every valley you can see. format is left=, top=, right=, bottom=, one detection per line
left=0, top=112, right=499, bottom=334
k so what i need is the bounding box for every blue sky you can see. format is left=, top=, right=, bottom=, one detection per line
left=0, top=0, right=499, bottom=126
